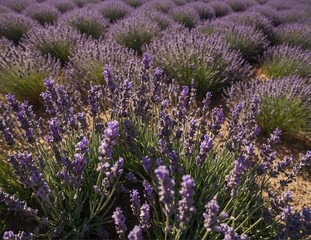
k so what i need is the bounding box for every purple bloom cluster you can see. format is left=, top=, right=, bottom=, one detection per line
left=155, top=165, right=175, bottom=216
left=98, top=121, right=119, bottom=169
left=178, top=175, right=196, bottom=227
left=203, top=196, right=220, bottom=231
left=130, top=189, right=141, bottom=216
left=0, top=188, right=38, bottom=217
left=3, top=231, right=33, bottom=240
left=112, top=207, right=127, bottom=239
left=225, top=156, right=246, bottom=196
left=140, top=202, right=151, bottom=230
left=128, top=226, right=142, bottom=240
left=196, top=135, right=213, bottom=166
left=57, top=136, right=89, bottom=188
left=8, top=151, right=51, bottom=200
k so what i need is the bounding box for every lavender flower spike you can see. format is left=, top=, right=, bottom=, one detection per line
left=155, top=165, right=175, bottom=216
left=130, top=189, right=141, bottom=216
left=178, top=175, right=196, bottom=227
left=140, top=203, right=151, bottom=230
left=128, top=226, right=143, bottom=240
left=203, top=196, right=220, bottom=231
left=98, top=121, right=119, bottom=170
left=112, top=207, right=127, bottom=239
left=225, top=156, right=246, bottom=196
left=3, top=231, right=33, bottom=240
left=196, top=135, right=213, bottom=166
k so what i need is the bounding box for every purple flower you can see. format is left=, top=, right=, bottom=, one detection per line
left=130, top=189, right=141, bottom=216
left=219, top=224, right=240, bottom=240
left=196, top=135, right=213, bottom=166
left=8, top=152, right=51, bottom=200
left=128, top=225, right=142, bottom=240
left=208, top=107, right=225, bottom=138
left=143, top=181, right=154, bottom=204
left=183, top=118, right=197, bottom=157
left=2, top=128, right=14, bottom=146
left=178, top=175, right=196, bottom=227
left=140, top=203, right=151, bottom=230
left=117, top=79, right=132, bottom=118
left=98, top=158, right=124, bottom=195
left=203, top=196, right=220, bottom=231
left=3, top=231, right=33, bottom=240
left=174, top=86, right=189, bottom=124
left=167, top=150, right=182, bottom=175
left=155, top=165, right=175, bottom=216
left=141, top=156, right=152, bottom=173
left=98, top=121, right=119, bottom=170
left=88, top=84, right=102, bottom=117
left=0, top=188, right=38, bottom=217
left=5, top=93, right=19, bottom=112
left=112, top=207, right=127, bottom=239
left=142, top=53, right=151, bottom=70
left=47, top=118, right=62, bottom=143
left=225, top=156, right=246, bottom=196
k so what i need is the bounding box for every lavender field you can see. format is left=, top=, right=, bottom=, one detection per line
left=0, top=0, right=310, bottom=239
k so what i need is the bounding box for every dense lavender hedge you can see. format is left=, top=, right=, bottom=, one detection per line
left=147, top=30, right=253, bottom=97
left=196, top=19, right=269, bottom=61
left=227, top=76, right=311, bottom=137
left=0, top=13, right=38, bottom=44
left=260, top=44, right=311, bottom=79
left=0, top=45, right=60, bottom=106
left=60, top=8, right=109, bottom=39
left=21, top=24, right=91, bottom=66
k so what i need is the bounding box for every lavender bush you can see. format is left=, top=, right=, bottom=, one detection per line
left=225, top=0, right=256, bottom=12
left=110, top=16, right=160, bottom=55
left=23, top=3, right=60, bottom=26
left=170, top=5, right=200, bottom=29
left=138, top=9, right=175, bottom=31
left=147, top=30, right=253, bottom=97
left=0, top=56, right=309, bottom=239
left=60, top=8, right=109, bottom=39
left=0, top=46, right=60, bottom=106
left=0, top=13, right=38, bottom=44
left=96, top=1, right=133, bottom=23
left=197, top=19, right=269, bottom=62
left=260, top=44, right=311, bottom=79
left=122, top=0, right=146, bottom=8
left=143, top=0, right=176, bottom=14
left=47, top=0, right=77, bottom=14
left=248, top=5, right=282, bottom=26
left=227, top=76, right=311, bottom=137
left=221, top=12, right=274, bottom=39
left=272, top=23, right=311, bottom=50
left=21, top=24, right=91, bottom=66
left=278, top=9, right=310, bottom=24
left=1, top=0, right=34, bottom=13
left=187, top=2, right=215, bottom=20
left=66, top=39, right=138, bottom=92
left=208, top=1, right=232, bottom=17
left=0, top=6, right=12, bottom=14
